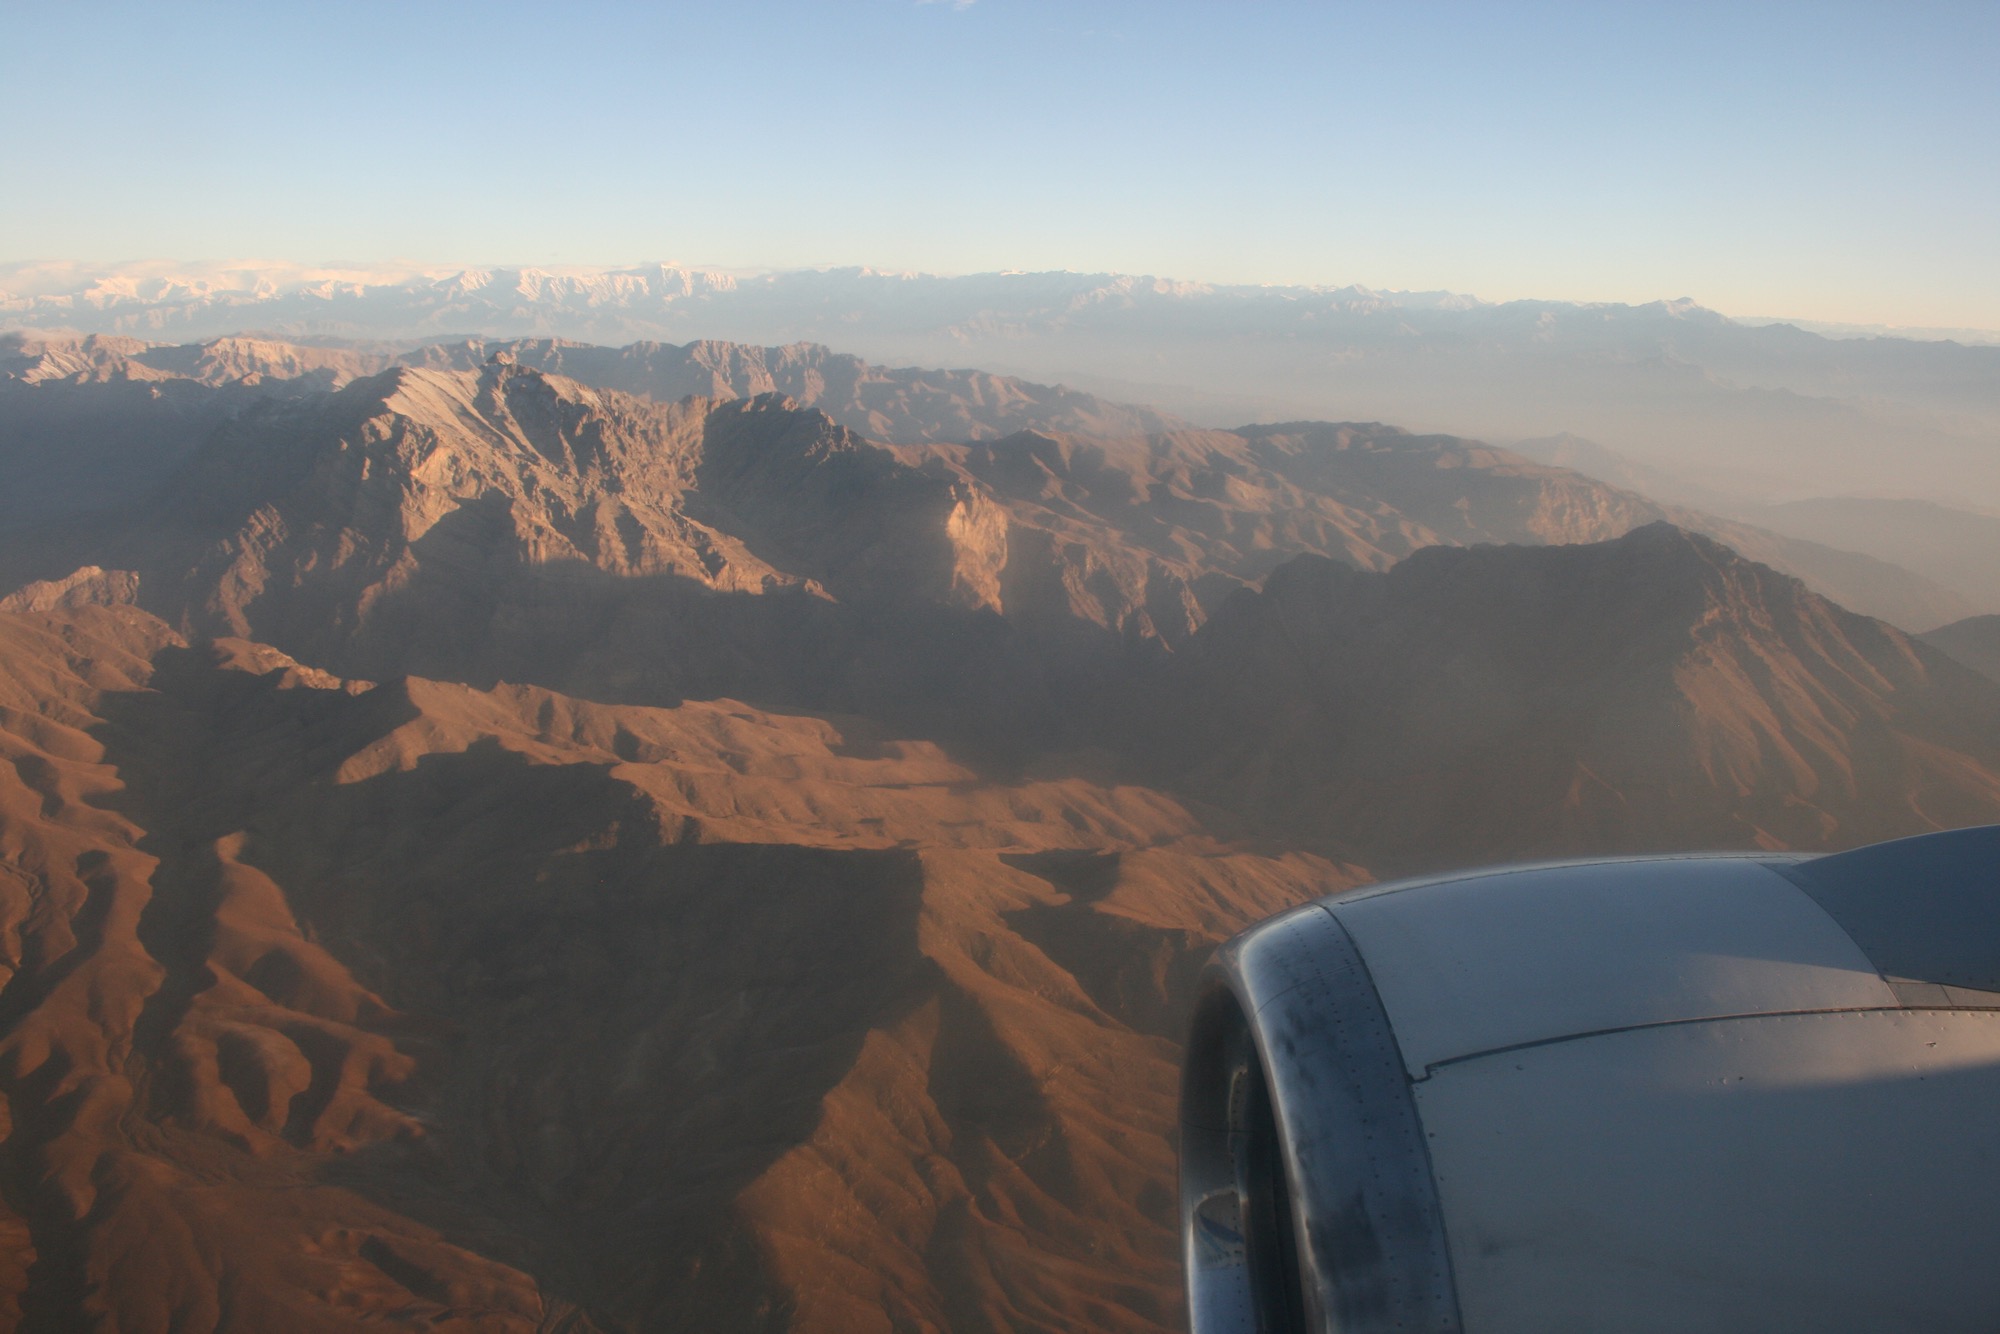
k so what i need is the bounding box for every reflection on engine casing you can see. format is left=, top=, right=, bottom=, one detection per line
left=1180, top=826, right=2000, bottom=1334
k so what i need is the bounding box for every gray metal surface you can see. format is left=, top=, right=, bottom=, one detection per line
left=1327, top=857, right=1893, bottom=1078
left=1322, top=852, right=1804, bottom=908
left=1776, top=824, right=2000, bottom=990
left=1181, top=904, right=1461, bottom=1334
left=1415, top=1008, right=2000, bottom=1333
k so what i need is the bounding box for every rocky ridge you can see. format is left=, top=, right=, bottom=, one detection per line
left=1, top=330, right=1181, bottom=444
left=1, top=326, right=1999, bottom=1331
left=3, top=331, right=1960, bottom=630
left=1147, top=523, right=2000, bottom=871
left=0, top=603, right=1342, bottom=1331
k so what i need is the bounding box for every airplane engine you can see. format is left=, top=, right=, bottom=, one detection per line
left=1179, top=825, right=2000, bottom=1334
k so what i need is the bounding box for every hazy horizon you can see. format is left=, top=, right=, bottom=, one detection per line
left=7, top=257, right=1998, bottom=347
left=5, top=1, right=1995, bottom=330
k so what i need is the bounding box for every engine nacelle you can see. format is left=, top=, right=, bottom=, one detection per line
left=1180, top=826, right=2000, bottom=1334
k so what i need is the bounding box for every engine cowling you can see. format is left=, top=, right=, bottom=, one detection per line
left=1179, top=825, right=2000, bottom=1334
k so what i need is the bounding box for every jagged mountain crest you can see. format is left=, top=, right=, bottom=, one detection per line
left=2, top=328, right=1186, bottom=443
left=1, top=328, right=1974, bottom=629
left=154, top=364, right=915, bottom=629
left=405, top=335, right=1192, bottom=443
left=6, top=363, right=1061, bottom=736
left=1149, top=523, right=2000, bottom=868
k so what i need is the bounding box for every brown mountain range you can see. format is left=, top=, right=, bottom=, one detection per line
left=4, top=330, right=1970, bottom=629
left=0, top=345, right=1961, bottom=645
left=11, top=265, right=1998, bottom=512
left=0, top=601, right=1342, bottom=1331
left=2, top=529, right=1996, bottom=1331
left=5, top=330, right=1964, bottom=631
left=0, top=331, right=1181, bottom=442
left=1142, top=523, right=2000, bottom=874
left=1, top=331, right=1999, bottom=1331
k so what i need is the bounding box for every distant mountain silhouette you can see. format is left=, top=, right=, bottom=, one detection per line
left=9, top=262, right=1998, bottom=506
left=1925, top=613, right=2000, bottom=683
left=1746, top=496, right=2000, bottom=614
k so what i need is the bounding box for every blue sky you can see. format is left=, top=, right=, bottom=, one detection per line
left=4, top=0, right=1996, bottom=327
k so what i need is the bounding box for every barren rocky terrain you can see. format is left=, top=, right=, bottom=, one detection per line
left=1, top=332, right=1967, bottom=631
left=0, top=332, right=1996, bottom=1331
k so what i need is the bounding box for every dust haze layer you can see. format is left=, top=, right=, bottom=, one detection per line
left=1925, top=615, right=2000, bottom=685
left=8, top=262, right=1999, bottom=509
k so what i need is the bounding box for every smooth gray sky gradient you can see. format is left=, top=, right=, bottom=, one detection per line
left=4, top=0, right=1995, bottom=327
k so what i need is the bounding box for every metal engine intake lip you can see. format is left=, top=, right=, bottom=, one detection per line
left=1180, top=903, right=1462, bottom=1334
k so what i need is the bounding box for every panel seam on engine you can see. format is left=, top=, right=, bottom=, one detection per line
left=1414, top=1004, right=1993, bottom=1081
